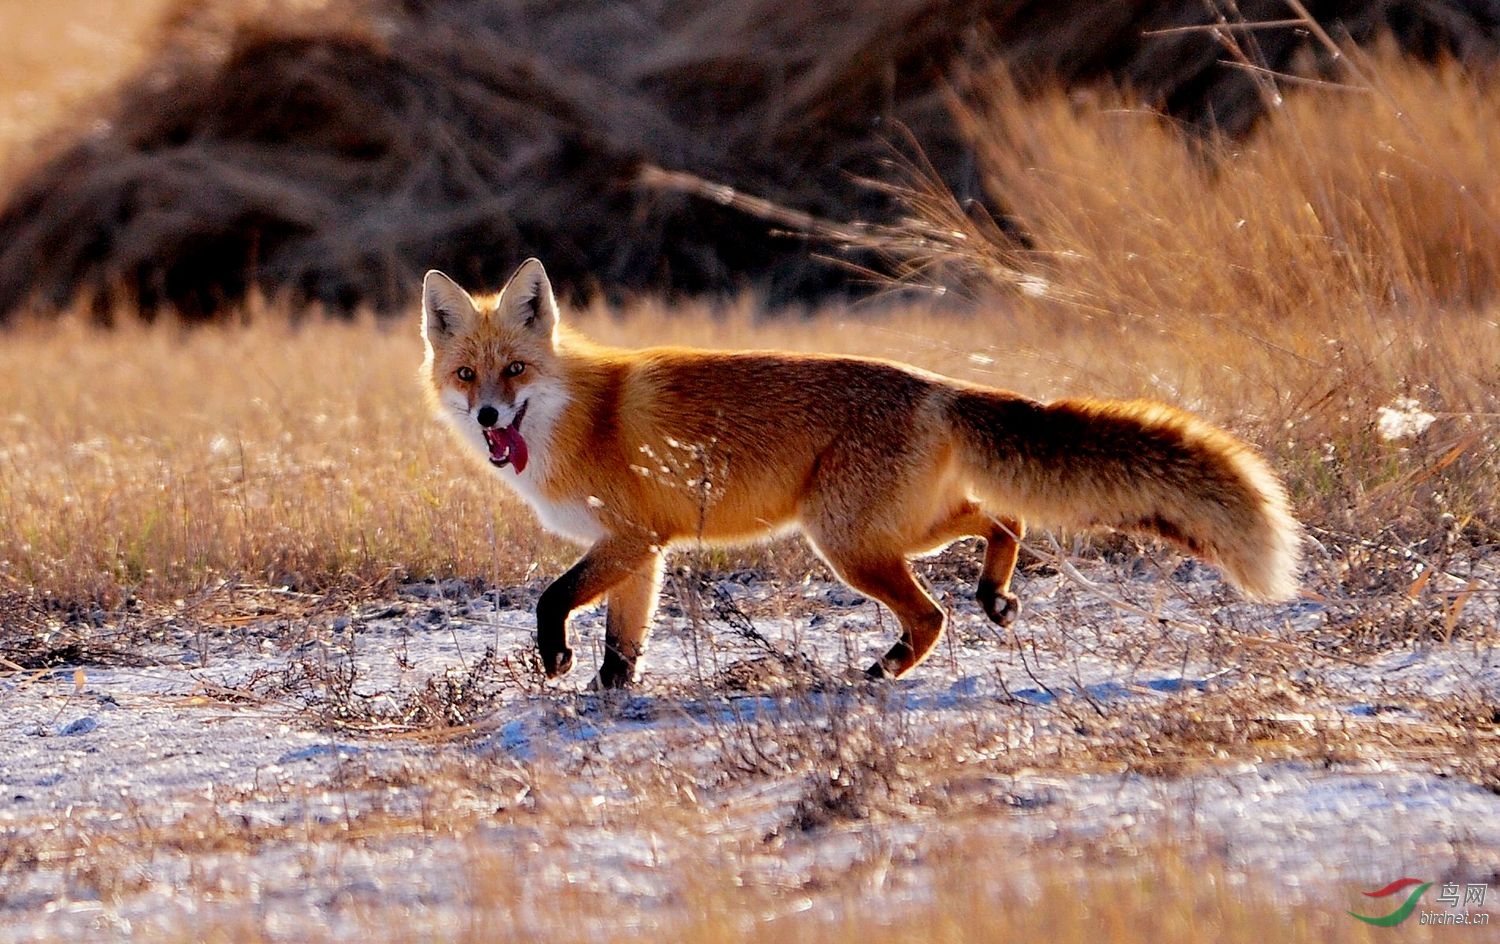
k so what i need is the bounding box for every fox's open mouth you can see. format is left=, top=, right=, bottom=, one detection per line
left=483, top=401, right=529, bottom=474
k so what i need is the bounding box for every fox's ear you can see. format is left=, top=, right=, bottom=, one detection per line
left=501, top=257, right=558, bottom=338
left=421, top=270, right=476, bottom=344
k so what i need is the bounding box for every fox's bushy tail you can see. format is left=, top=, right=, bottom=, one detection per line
left=949, top=391, right=1301, bottom=601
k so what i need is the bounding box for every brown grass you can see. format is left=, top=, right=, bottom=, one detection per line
left=889, top=52, right=1500, bottom=599
left=0, top=312, right=562, bottom=607
left=1, top=0, right=1497, bottom=318
left=3, top=52, right=1496, bottom=624
left=41, top=839, right=1445, bottom=944
left=0, top=1, right=172, bottom=169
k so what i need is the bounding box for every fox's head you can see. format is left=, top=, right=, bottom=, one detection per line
left=421, top=258, right=565, bottom=475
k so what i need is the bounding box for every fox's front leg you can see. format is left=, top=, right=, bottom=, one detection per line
left=535, top=536, right=658, bottom=679
left=592, top=555, right=665, bottom=691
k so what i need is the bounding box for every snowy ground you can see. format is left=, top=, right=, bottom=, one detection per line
left=3, top=556, right=1498, bottom=940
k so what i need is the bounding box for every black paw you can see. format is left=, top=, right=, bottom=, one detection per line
left=977, top=580, right=1020, bottom=627
left=589, top=658, right=635, bottom=692
left=540, top=644, right=574, bottom=679
left=587, top=671, right=634, bottom=692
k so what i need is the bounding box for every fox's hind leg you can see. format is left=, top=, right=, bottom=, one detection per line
left=805, top=536, right=947, bottom=678
left=918, top=503, right=1026, bottom=627
left=977, top=515, right=1025, bottom=627
left=845, top=557, right=946, bottom=679
left=592, top=554, right=665, bottom=691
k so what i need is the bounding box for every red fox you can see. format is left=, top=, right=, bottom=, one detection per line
left=421, top=259, right=1300, bottom=689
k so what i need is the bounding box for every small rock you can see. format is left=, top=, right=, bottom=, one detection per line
left=59, top=716, right=98, bottom=736
left=825, top=587, right=866, bottom=607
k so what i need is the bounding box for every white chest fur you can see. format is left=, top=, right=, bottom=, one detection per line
left=443, top=382, right=605, bottom=546
left=501, top=468, right=606, bottom=545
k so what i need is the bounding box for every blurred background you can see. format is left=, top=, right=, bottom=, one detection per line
left=3, top=0, right=1499, bottom=322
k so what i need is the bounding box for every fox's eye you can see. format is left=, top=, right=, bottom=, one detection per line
left=505, top=361, right=526, bottom=378
left=455, top=366, right=476, bottom=382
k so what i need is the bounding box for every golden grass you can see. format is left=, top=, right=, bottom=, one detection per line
left=894, top=53, right=1500, bottom=560
left=0, top=0, right=172, bottom=171
left=960, top=57, right=1500, bottom=318
left=0, top=295, right=1064, bottom=608
left=6, top=53, right=1499, bottom=612
left=0, top=2, right=1493, bottom=612
left=0, top=312, right=565, bottom=606
left=349, top=841, right=1443, bottom=944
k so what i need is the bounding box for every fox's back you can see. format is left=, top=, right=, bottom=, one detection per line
left=544, top=346, right=954, bottom=542
left=630, top=347, right=937, bottom=434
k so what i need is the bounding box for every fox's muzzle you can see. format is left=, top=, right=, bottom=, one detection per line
left=481, top=400, right=529, bottom=474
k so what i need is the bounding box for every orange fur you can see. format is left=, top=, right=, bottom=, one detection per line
left=422, top=260, right=1301, bottom=688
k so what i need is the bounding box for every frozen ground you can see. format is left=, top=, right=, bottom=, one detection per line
left=3, top=557, right=1498, bottom=940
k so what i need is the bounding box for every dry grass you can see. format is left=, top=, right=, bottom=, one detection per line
left=34, top=840, right=1440, bottom=944
left=3, top=1, right=1496, bottom=318
left=3, top=56, right=1497, bottom=627
left=884, top=52, right=1500, bottom=619
left=0, top=687, right=1456, bottom=938
left=0, top=8, right=1494, bottom=624
left=0, top=1, right=172, bottom=169
left=0, top=312, right=565, bottom=608
left=7, top=575, right=1496, bottom=941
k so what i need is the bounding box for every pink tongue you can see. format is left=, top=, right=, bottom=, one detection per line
left=484, top=425, right=529, bottom=474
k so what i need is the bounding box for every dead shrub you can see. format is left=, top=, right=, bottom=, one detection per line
left=1, top=0, right=1495, bottom=319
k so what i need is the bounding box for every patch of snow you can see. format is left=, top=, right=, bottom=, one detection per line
left=3, top=563, right=1499, bottom=939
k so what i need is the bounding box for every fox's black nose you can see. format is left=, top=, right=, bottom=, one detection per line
left=476, top=405, right=499, bottom=428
